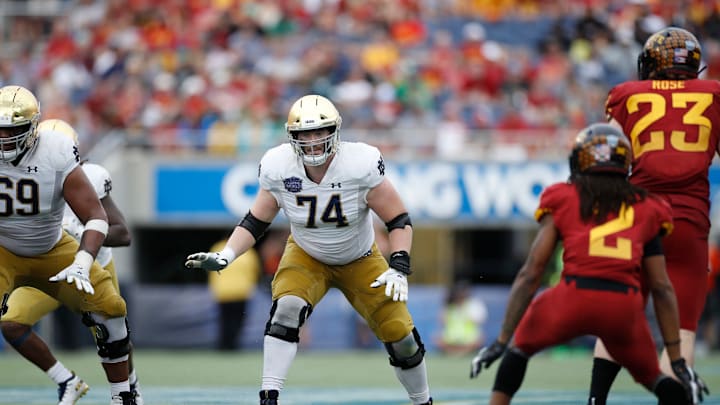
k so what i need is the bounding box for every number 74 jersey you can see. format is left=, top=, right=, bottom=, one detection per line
left=258, top=142, right=386, bottom=266
left=605, top=79, right=720, bottom=229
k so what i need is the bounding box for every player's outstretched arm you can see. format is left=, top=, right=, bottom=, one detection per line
left=186, top=188, right=279, bottom=271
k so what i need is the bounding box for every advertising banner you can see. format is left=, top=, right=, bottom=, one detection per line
left=156, top=161, right=720, bottom=226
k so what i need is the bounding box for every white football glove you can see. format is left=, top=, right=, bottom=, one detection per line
left=185, top=252, right=230, bottom=271
left=62, top=216, right=84, bottom=241
left=49, top=250, right=94, bottom=295
left=370, top=268, right=408, bottom=302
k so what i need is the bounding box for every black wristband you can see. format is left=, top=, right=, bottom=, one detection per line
left=389, top=251, right=411, bottom=275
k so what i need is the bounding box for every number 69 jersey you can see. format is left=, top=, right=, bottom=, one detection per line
left=536, top=182, right=673, bottom=290
left=259, top=142, right=385, bottom=265
left=605, top=79, right=720, bottom=230
left=0, top=129, right=79, bottom=256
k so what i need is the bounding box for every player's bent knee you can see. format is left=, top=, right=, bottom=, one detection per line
left=492, top=348, right=528, bottom=396
left=85, top=313, right=131, bottom=363
left=0, top=321, right=32, bottom=347
left=384, top=328, right=425, bottom=370
left=652, top=375, right=688, bottom=404
left=264, top=295, right=312, bottom=343
left=103, top=295, right=127, bottom=318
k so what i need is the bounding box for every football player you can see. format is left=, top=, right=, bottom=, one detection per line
left=186, top=94, right=433, bottom=405
left=589, top=27, right=716, bottom=405
left=469, top=123, right=707, bottom=405
left=2, top=118, right=144, bottom=405
left=0, top=86, right=136, bottom=405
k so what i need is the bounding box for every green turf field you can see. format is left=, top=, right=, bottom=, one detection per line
left=1, top=349, right=719, bottom=404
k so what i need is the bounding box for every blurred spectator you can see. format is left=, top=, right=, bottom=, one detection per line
left=434, top=280, right=488, bottom=356
left=207, top=238, right=261, bottom=351
left=435, top=100, right=468, bottom=159
left=2, top=0, right=715, bottom=157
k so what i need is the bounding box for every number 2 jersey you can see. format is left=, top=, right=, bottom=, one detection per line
left=536, top=182, right=673, bottom=289
left=0, top=128, right=79, bottom=256
left=605, top=79, right=720, bottom=232
left=259, top=142, right=385, bottom=265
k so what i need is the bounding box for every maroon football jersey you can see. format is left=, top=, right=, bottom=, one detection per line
left=536, top=183, right=673, bottom=288
left=605, top=79, right=720, bottom=230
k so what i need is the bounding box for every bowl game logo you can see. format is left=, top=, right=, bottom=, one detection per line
left=283, top=176, right=303, bottom=193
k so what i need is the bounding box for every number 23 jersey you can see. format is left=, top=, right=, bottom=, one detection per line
left=605, top=79, right=720, bottom=230
left=259, top=142, right=385, bottom=265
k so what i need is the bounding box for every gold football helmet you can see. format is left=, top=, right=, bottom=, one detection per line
left=285, top=95, right=342, bottom=166
left=0, top=85, right=41, bottom=162
left=38, top=118, right=79, bottom=145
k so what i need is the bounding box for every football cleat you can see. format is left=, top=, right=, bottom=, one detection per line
left=110, top=391, right=136, bottom=405
left=259, top=389, right=279, bottom=405
left=130, top=382, right=144, bottom=405
left=57, top=373, right=89, bottom=405
left=420, top=398, right=433, bottom=405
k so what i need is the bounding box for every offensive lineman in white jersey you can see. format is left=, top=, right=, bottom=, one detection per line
left=1, top=119, right=144, bottom=405
left=186, top=95, right=433, bottom=405
left=0, top=86, right=136, bottom=405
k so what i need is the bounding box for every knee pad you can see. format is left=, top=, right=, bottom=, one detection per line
left=85, top=313, right=131, bottom=363
left=492, top=348, right=529, bottom=397
left=264, top=296, right=312, bottom=343
left=384, top=328, right=425, bottom=370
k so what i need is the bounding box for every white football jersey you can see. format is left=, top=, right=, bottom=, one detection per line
left=63, top=163, right=113, bottom=267
left=0, top=129, right=79, bottom=256
left=259, top=142, right=385, bottom=265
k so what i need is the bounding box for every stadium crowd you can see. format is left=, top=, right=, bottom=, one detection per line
left=2, top=0, right=720, bottom=156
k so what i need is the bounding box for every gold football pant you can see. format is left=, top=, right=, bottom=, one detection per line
left=0, top=232, right=126, bottom=321
left=272, top=236, right=414, bottom=343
